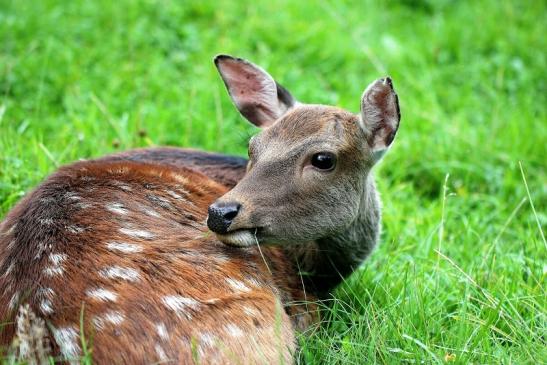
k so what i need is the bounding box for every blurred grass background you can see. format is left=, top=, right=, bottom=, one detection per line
left=1, top=0, right=545, bottom=363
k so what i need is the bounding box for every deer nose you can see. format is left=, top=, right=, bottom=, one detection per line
left=207, top=201, right=241, bottom=234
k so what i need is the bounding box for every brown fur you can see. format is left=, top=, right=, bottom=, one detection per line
left=100, top=148, right=248, bottom=189
left=0, top=159, right=314, bottom=363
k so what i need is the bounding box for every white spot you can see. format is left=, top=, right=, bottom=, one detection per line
left=92, top=317, right=104, bottom=330
left=105, top=203, right=128, bottom=215
left=91, top=317, right=103, bottom=330
left=8, top=292, right=19, bottom=310
left=119, top=228, right=154, bottom=239
left=197, top=332, right=216, bottom=357
left=52, top=327, right=80, bottom=360
left=7, top=239, right=16, bottom=250
left=2, top=283, right=12, bottom=297
left=166, top=190, right=182, bottom=200
left=3, top=263, right=15, bottom=277
left=106, top=241, right=143, bottom=253
left=105, top=311, right=125, bottom=325
left=66, top=225, right=84, bottom=234
left=99, top=266, right=140, bottom=282
left=43, top=253, right=67, bottom=277
left=35, top=241, right=54, bottom=259
left=112, top=181, right=132, bottom=191
left=86, top=288, right=117, bottom=302
left=199, top=332, right=215, bottom=347
left=141, top=207, right=161, bottom=218
left=40, top=299, right=54, bottom=315
left=161, top=295, right=200, bottom=319
left=64, top=192, right=82, bottom=201
left=75, top=202, right=93, bottom=209
left=225, top=324, right=244, bottom=338
left=176, top=186, right=190, bottom=195
left=92, top=311, right=124, bottom=330
left=243, top=306, right=259, bottom=317
left=7, top=223, right=17, bottom=234
left=49, top=253, right=67, bottom=265
left=39, top=218, right=55, bottom=225
left=156, top=323, right=169, bottom=340
left=155, top=344, right=168, bottom=361
left=213, top=253, right=230, bottom=264
left=43, top=266, right=64, bottom=277
left=225, top=278, right=251, bottom=293
left=37, top=287, right=55, bottom=300
left=177, top=250, right=205, bottom=260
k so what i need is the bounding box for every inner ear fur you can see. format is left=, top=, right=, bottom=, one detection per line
left=214, top=55, right=296, bottom=128
left=360, top=77, right=401, bottom=154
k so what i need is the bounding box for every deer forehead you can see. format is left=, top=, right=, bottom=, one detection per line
left=253, top=105, right=361, bottom=156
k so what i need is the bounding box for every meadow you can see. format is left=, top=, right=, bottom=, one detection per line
left=1, top=0, right=545, bottom=363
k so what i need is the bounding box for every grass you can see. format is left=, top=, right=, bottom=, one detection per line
left=1, top=0, right=545, bottom=363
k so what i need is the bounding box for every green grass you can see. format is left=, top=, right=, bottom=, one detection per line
left=1, top=0, right=545, bottom=363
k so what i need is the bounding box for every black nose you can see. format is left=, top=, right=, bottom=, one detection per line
left=207, top=202, right=241, bottom=234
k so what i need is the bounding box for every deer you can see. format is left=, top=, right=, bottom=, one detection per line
left=0, top=55, right=400, bottom=364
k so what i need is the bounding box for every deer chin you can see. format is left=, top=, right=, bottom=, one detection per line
left=215, top=229, right=257, bottom=247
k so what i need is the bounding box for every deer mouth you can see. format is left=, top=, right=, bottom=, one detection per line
left=214, top=228, right=261, bottom=247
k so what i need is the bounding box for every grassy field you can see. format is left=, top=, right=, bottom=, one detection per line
left=1, top=0, right=545, bottom=363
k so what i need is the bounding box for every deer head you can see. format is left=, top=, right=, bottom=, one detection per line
left=207, top=55, right=400, bottom=247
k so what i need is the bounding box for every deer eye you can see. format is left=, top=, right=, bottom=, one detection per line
left=311, top=152, right=336, bottom=171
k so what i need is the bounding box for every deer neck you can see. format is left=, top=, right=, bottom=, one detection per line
left=285, top=174, right=381, bottom=298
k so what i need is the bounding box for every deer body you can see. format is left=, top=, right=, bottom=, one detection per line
left=0, top=55, right=400, bottom=364
left=0, top=158, right=300, bottom=363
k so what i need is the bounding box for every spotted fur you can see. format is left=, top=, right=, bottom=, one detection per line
left=0, top=160, right=303, bottom=363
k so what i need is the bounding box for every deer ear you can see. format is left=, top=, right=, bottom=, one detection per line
left=214, top=55, right=296, bottom=128
left=359, top=77, right=401, bottom=161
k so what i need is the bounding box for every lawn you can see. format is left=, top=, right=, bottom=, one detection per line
left=1, top=0, right=545, bottom=363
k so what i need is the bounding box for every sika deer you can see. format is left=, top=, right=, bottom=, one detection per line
left=0, top=55, right=400, bottom=364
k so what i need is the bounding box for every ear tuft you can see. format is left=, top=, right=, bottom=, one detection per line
left=360, top=77, right=401, bottom=160
left=214, top=54, right=296, bottom=128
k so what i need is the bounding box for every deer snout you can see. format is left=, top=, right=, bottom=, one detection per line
left=207, top=201, right=241, bottom=234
